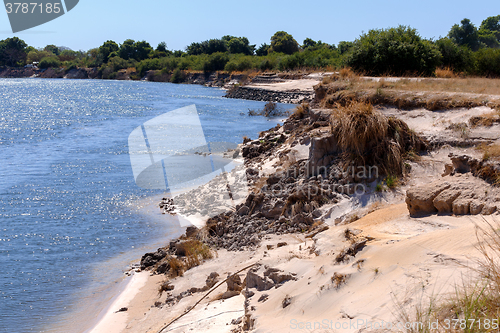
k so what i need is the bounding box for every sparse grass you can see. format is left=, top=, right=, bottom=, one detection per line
left=318, top=76, right=500, bottom=111
left=478, top=143, right=500, bottom=162
left=375, top=183, right=383, bottom=192
left=394, top=218, right=500, bottom=332
left=385, top=174, right=399, bottom=189
left=446, top=122, right=470, bottom=139
left=331, top=272, right=350, bottom=289
left=339, top=67, right=357, bottom=80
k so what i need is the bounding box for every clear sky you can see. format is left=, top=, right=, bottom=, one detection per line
left=0, top=0, right=497, bottom=51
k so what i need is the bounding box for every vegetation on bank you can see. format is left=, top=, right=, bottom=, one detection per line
left=0, top=15, right=500, bottom=79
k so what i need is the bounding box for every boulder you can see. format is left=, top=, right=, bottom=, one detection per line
left=452, top=198, right=472, bottom=215
left=433, top=189, right=461, bottom=213
left=406, top=182, right=451, bottom=216
left=469, top=200, right=485, bottom=215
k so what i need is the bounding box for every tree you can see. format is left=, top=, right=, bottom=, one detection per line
left=223, top=36, right=255, bottom=55
left=346, top=26, right=441, bottom=76
left=44, top=44, right=59, bottom=55
left=27, top=49, right=53, bottom=64
left=119, top=39, right=136, bottom=60
left=448, top=18, right=480, bottom=51
left=435, top=37, right=473, bottom=72
left=256, top=43, right=269, bottom=56
left=98, top=40, right=119, bottom=63
left=156, top=42, right=167, bottom=52
left=269, top=31, right=299, bottom=54
left=479, top=15, right=500, bottom=48
left=134, top=41, right=153, bottom=61
left=186, top=38, right=227, bottom=55
left=302, top=38, right=317, bottom=50
left=0, top=37, right=28, bottom=66
left=337, top=41, right=354, bottom=54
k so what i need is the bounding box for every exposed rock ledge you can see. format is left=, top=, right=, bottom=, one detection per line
left=406, top=154, right=500, bottom=216
left=225, top=86, right=314, bottom=104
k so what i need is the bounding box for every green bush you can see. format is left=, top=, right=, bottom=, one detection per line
left=345, top=26, right=441, bottom=76
left=202, top=52, right=229, bottom=72
left=170, top=68, right=186, bottom=83
left=39, top=56, right=61, bottom=69
left=435, top=38, right=474, bottom=72
left=474, top=48, right=500, bottom=77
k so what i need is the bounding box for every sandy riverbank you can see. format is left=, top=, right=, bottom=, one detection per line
left=88, top=75, right=500, bottom=333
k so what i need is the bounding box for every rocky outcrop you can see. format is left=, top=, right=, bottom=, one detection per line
left=246, top=266, right=297, bottom=291
left=406, top=178, right=499, bottom=216
left=225, top=86, right=314, bottom=104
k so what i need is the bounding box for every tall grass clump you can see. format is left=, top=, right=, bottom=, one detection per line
left=330, top=101, right=425, bottom=175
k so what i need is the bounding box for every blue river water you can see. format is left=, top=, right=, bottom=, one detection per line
left=0, top=79, right=293, bottom=333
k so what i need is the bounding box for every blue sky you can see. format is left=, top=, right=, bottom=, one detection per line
left=0, top=0, right=497, bottom=51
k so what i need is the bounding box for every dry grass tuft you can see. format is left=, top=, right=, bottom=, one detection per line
left=469, top=110, right=500, bottom=128
left=479, top=143, right=500, bottom=162
left=168, top=257, right=185, bottom=277
left=330, top=101, right=425, bottom=176
left=291, top=102, right=310, bottom=119
left=435, top=67, right=457, bottom=78
left=331, top=272, right=350, bottom=289
left=339, top=67, right=357, bottom=79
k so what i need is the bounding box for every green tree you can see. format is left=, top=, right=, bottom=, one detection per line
left=119, top=39, right=136, bottom=60
left=223, top=36, right=255, bottom=55
left=269, top=31, right=300, bottom=54
left=337, top=41, right=354, bottom=54
left=27, top=49, right=53, bottom=64
left=479, top=15, right=500, bottom=48
left=302, top=38, right=317, bottom=50
left=0, top=37, right=28, bottom=66
left=346, top=26, right=441, bottom=76
left=39, top=56, right=61, bottom=69
left=44, top=44, right=59, bottom=55
left=134, top=41, right=153, bottom=61
left=435, top=37, right=473, bottom=72
left=156, top=42, right=167, bottom=52
left=256, top=43, right=269, bottom=56
left=98, top=40, right=119, bottom=63
left=448, top=18, right=480, bottom=51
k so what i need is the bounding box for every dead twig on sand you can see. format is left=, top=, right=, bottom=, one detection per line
left=156, top=263, right=257, bottom=333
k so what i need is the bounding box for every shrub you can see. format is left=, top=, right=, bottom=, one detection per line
left=170, top=68, right=185, bottom=83
left=345, top=26, right=441, bottom=76
left=39, top=56, right=61, bottom=69
left=330, top=101, right=425, bottom=175
left=474, top=48, right=500, bottom=77
left=202, top=52, right=229, bottom=72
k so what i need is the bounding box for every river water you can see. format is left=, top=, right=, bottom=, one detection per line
left=0, top=78, right=292, bottom=333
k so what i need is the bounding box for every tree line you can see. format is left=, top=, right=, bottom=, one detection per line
left=0, top=15, right=499, bottom=78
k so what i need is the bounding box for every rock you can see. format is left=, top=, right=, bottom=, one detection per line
left=237, top=205, right=250, bottom=216
left=246, top=271, right=276, bottom=291
left=469, top=200, right=484, bottom=215
left=482, top=204, right=497, bottom=215
left=185, top=226, right=199, bottom=238
left=277, top=242, right=288, bottom=248
left=442, top=164, right=454, bottom=177
left=452, top=198, right=472, bottom=215
left=206, top=272, right=219, bottom=288
left=227, top=274, right=243, bottom=292
left=433, top=189, right=461, bottom=213
left=406, top=182, right=451, bottom=216
left=140, top=248, right=168, bottom=270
